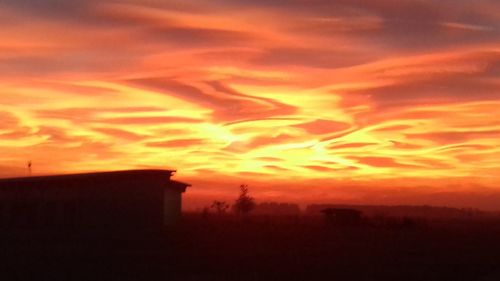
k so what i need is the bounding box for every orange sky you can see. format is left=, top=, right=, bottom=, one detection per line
left=1, top=0, right=499, bottom=210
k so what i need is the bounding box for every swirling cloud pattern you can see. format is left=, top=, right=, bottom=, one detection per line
left=0, top=0, right=499, bottom=209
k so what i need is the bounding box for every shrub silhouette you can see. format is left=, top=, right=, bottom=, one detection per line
left=211, top=200, right=229, bottom=214
left=232, top=184, right=256, bottom=216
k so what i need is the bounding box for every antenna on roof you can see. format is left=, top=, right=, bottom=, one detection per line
left=27, top=160, right=32, bottom=176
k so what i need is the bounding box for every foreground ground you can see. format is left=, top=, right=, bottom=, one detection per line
left=1, top=214, right=500, bottom=281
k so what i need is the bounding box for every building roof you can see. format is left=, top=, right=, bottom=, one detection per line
left=0, top=169, right=190, bottom=192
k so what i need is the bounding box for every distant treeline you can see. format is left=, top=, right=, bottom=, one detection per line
left=253, top=202, right=301, bottom=216
left=244, top=202, right=497, bottom=218
left=306, top=204, right=492, bottom=218
left=199, top=200, right=500, bottom=219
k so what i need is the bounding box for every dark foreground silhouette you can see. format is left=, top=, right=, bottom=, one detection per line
left=1, top=213, right=500, bottom=281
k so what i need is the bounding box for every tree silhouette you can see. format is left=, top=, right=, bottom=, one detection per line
left=232, top=184, right=256, bottom=216
left=211, top=200, right=229, bottom=214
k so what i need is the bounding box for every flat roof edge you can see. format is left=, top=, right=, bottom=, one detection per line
left=0, top=169, right=177, bottom=184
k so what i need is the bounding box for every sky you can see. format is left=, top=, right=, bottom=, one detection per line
left=1, top=0, right=499, bottom=210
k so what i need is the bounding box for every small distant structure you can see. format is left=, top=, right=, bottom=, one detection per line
left=321, top=208, right=363, bottom=226
left=0, top=170, right=189, bottom=230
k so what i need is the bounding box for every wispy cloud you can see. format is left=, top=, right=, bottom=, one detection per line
left=0, top=0, right=499, bottom=208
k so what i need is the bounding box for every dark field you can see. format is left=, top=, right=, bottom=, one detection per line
left=2, top=214, right=500, bottom=281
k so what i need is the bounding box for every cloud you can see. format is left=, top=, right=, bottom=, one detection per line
left=252, top=47, right=375, bottom=69
left=100, top=116, right=201, bottom=125
left=0, top=112, right=19, bottom=130
left=0, top=0, right=499, bottom=209
left=92, top=127, right=147, bottom=141
left=327, top=142, right=376, bottom=149
left=348, top=74, right=500, bottom=110
left=143, top=26, right=253, bottom=47
left=0, top=0, right=92, bottom=20
left=216, top=0, right=500, bottom=50
left=406, top=130, right=500, bottom=145
left=145, top=138, right=205, bottom=148
left=264, top=165, right=289, bottom=172
left=127, top=78, right=296, bottom=123
left=0, top=111, right=34, bottom=141
left=36, top=107, right=189, bottom=125
left=224, top=133, right=295, bottom=153
left=295, top=119, right=351, bottom=135
left=350, top=156, right=421, bottom=169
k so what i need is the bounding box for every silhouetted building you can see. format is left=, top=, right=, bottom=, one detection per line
left=0, top=170, right=189, bottom=230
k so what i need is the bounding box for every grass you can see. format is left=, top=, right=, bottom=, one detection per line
left=1, top=213, right=500, bottom=280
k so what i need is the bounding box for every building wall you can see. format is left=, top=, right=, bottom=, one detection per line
left=0, top=174, right=185, bottom=230
left=163, top=189, right=182, bottom=226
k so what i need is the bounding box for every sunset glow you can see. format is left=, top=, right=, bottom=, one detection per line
left=1, top=0, right=500, bottom=209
